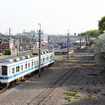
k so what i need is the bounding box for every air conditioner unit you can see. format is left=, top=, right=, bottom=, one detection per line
left=12, top=57, right=20, bottom=62
left=25, top=55, right=30, bottom=59
left=19, top=56, right=25, bottom=60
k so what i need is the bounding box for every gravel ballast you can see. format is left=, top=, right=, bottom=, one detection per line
left=0, top=46, right=105, bottom=105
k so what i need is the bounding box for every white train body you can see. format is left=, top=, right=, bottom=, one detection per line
left=0, top=52, right=55, bottom=87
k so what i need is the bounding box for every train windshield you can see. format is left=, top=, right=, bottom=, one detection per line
left=2, top=66, right=7, bottom=75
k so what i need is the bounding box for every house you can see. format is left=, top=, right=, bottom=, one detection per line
left=16, top=31, right=48, bottom=48
left=15, top=35, right=34, bottom=51
left=0, top=33, right=19, bottom=56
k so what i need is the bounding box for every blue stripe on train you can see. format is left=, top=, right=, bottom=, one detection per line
left=0, top=59, right=54, bottom=80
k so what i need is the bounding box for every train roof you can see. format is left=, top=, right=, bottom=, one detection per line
left=0, top=52, right=54, bottom=66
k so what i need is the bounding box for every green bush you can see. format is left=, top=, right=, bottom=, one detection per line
left=64, top=92, right=80, bottom=102
left=8, top=49, right=12, bottom=55
left=94, top=33, right=105, bottom=65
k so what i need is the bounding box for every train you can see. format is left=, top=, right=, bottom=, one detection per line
left=0, top=51, right=55, bottom=88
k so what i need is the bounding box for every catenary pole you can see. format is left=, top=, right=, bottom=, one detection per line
left=67, top=30, right=69, bottom=60
left=86, top=34, right=88, bottom=50
left=80, top=34, right=81, bottom=49
left=38, top=23, right=41, bottom=77
left=9, top=28, right=11, bottom=39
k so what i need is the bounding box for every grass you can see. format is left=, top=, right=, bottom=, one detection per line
left=80, top=88, right=83, bottom=90
left=101, top=93, right=105, bottom=96
left=87, top=74, right=97, bottom=76
left=64, top=92, right=81, bottom=102
left=86, top=89, right=101, bottom=94
left=65, top=96, right=72, bottom=102
left=86, top=89, right=90, bottom=92
left=93, top=89, right=100, bottom=94
left=88, top=94, right=91, bottom=97
left=54, top=55, right=63, bottom=60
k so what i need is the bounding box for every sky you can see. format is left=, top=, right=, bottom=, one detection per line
left=0, top=0, right=105, bottom=35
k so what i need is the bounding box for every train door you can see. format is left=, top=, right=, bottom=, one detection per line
left=31, top=60, right=34, bottom=72
left=20, top=64, right=24, bottom=78
left=11, top=67, right=16, bottom=81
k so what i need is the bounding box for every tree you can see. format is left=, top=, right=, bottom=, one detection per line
left=82, top=30, right=100, bottom=38
left=94, top=33, right=105, bottom=65
left=98, top=16, right=105, bottom=34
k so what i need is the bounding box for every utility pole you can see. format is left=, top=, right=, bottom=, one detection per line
left=32, top=37, right=34, bottom=55
left=48, top=35, right=50, bottom=52
left=9, top=28, right=11, bottom=37
left=80, top=34, right=81, bottom=49
left=9, top=28, right=11, bottom=41
left=51, top=41, right=52, bottom=52
left=86, top=34, right=87, bottom=50
left=38, top=23, right=41, bottom=77
left=29, top=35, right=33, bottom=55
left=67, top=30, right=69, bottom=60
left=9, top=28, right=13, bottom=55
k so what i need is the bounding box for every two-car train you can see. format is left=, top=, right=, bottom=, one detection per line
left=0, top=52, right=55, bottom=88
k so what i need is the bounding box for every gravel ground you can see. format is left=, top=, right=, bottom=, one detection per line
left=0, top=46, right=105, bottom=105
left=41, top=46, right=105, bottom=105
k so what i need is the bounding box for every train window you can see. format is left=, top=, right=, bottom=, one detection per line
left=50, top=55, right=52, bottom=59
left=32, top=61, right=33, bottom=67
left=12, top=68, right=15, bottom=74
left=21, top=65, right=23, bottom=71
left=16, top=66, right=20, bottom=72
left=2, top=66, right=7, bottom=75
left=43, top=58, right=45, bottom=62
left=28, top=63, right=30, bottom=68
left=25, top=63, right=27, bottom=69
left=46, top=56, right=49, bottom=61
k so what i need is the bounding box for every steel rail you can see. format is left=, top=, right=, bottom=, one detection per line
left=28, top=49, right=89, bottom=105
left=28, top=67, right=77, bottom=105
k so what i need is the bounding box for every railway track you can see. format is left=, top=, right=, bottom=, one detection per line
left=28, top=48, right=90, bottom=105
left=28, top=67, right=77, bottom=105
left=0, top=77, right=28, bottom=93
left=0, top=46, right=92, bottom=104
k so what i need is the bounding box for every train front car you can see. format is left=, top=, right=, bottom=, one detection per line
left=0, top=52, right=55, bottom=89
left=0, top=65, right=9, bottom=88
